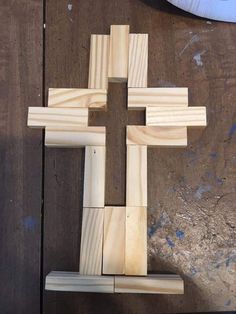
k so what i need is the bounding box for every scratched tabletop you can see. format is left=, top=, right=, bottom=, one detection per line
left=1, top=0, right=236, bottom=313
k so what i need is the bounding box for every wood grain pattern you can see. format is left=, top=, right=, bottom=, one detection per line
left=88, top=35, right=110, bottom=89
left=48, top=88, right=107, bottom=109
left=115, top=274, right=184, bottom=294
left=46, top=272, right=114, bottom=293
left=127, top=126, right=187, bottom=146
left=126, top=145, right=147, bottom=207
left=44, top=126, right=106, bottom=147
left=125, top=206, right=147, bottom=275
left=79, top=208, right=104, bottom=275
left=128, top=34, right=148, bottom=88
left=108, top=25, right=129, bottom=82
left=103, top=207, right=125, bottom=275
left=128, top=88, right=188, bottom=109
left=0, top=1, right=43, bottom=312
left=146, top=106, right=207, bottom=127
left=27, top=107, right=88, bottom=128
left=83, top=146, right=106, bottom=208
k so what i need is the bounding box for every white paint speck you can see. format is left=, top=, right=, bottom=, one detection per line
left=68, top=4, right=73, bottom=11
left=206, top=21, right=212, bottom=24
left=179, top=35, right=200, bottom=56
left=43, top=23, right=46, bottom=29
left=193, top=50, right=206, bottom=67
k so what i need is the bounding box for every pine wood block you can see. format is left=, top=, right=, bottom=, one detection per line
left=126, top=145, right=147, bottom=207
left=48, top=88, right=107, bottom=109
left=83, top=146, right=106, bottom=208
left=108, top=25, right=129, bottom=82
left=27, top=107, right=88, bottom=128
left=125, top=206, right=147, bottom=276
left=45, top=126, right=106, bottom=147
left=103, top=207, right=125, bottom=275
left=79, top=208, right=104, bottom=275
left=88, top=35, right=110, bottom=89
left=128, top=34, right=148, bottom=88
left=45, top=272, right=114, bottom=293
left=115, top=274, right=184, bottom=294
left=146, top=106, right=207, bottom=127
left=128, top=87, right=188, bottom=109
left=127, top=126, right=187, bottom=146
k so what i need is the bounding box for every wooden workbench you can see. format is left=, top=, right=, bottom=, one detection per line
left=1, top=0, right=235, bottom=313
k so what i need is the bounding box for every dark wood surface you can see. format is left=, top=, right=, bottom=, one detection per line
left=0, top=1, right=43, bottom=313
left=1, top=0, right=236, bottom=313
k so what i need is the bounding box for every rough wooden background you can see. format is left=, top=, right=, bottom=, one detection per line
left=1, top=0, right=236, bottom=313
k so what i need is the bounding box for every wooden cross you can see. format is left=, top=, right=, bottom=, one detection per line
left=28, top=25, right=206, bottom=294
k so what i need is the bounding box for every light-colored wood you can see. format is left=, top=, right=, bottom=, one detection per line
left=88, top=35, right=110, bottom=89
left=126, top=145, right=147, bottom=207
left=48, top=88, right=107, bottom=109
left=115, top=274, right=184, bottom=294
left=45, top=126, right=106, bottom=147
left=45, top=272, right=183, bottom=294
left=127, top=126, right=187, bottom=146
left=103, top=207, right=125, bottom=275
left=27, top=107, right=88, bottom=128
left=79, top=208, right=104, bottom=275
left=83, top=146, right=106, bottom=208
left=146, top=106, right=207, bottom=127
left=128, top=34, right=148, bottom=88
left=128, top=87, right=188, bottom=109
left=108, top=25, right=129, bottom=82
left=125, top=206, right=147, bottom=276
left=45, top=271, right=114, bottom=293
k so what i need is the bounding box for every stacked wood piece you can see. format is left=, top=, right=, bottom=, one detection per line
left=28, top=24, right=208, bottom=294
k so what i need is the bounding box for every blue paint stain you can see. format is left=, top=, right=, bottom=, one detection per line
left=226, top=254, right=236, bottom=267
left=229, top=123, right=236, bottom=138
left=209, top=152, right=218, bottom=159
left=182, top=151, right=197, bottom=164
left=225, top=299, right=231, bottom=306
left=205, top=171, right=224, bottom=186
left=148, top=212, right=170, bottom=237
left=214, top=253, right=236, bottom=269
left=190, top=266, right=198, bottom=276
left=194, top=185, right=212, bottom=200
left=176, top=230, right=185, bottom=240
left=216, top=177, right=224, bottom=185
left=23, top=216, right=38, bottom=231
left=166, top=236, right=175, bottom=248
